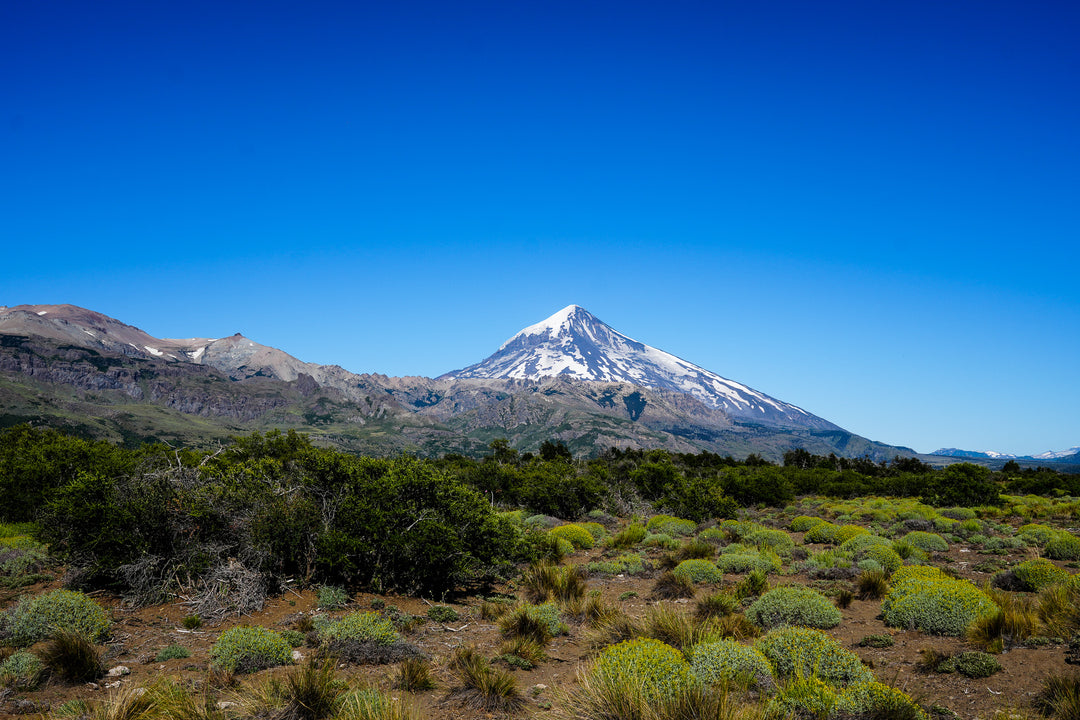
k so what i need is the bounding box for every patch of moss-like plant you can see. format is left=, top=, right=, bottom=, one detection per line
left=427, top=605, right=460, bottom=623
left=882, top=566, right=996, bottom=636
left=756, top=626, right=873, bottom=686
left=938, top=651, right=1002, bottom=678
left=671, top=559, right=723, bottom=584
left=2, top=589, right=111, bottom=646
left=1013, top=558, right=1070, bottom=591
left=688, top=638, right=775, bottom=689
left=549, top=523, right=595, bottom=550
left=210, top=625, right=292, bottom=673
left=588, top=553, right=646, bottom=576
left=746, top=586, right=842, bottom=629
left=155, top=644, right=192, bottom=662
left=316, top=584, right=349, bottom=610
left=320, top=611, right=401, bottom=646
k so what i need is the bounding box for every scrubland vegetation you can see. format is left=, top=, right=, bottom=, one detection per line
left=1, top=424, right=1079, bottom=719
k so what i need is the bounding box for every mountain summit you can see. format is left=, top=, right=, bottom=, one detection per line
left=442, top=305, right=836, bottom=430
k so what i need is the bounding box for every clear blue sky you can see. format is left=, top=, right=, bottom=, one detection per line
left=3, top=1, right=1078, bottom=455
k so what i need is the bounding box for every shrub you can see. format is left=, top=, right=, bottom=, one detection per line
left=549, top=523, right=595, bottom=550
left=498, top=602, right=566, bottom=645
left=210, top=625, right=293, bottom=672
left=646, top=515, right=697, bottom=537
left=938, top=651, right=1002, bottom=678
left=2, top=589, right=112, bottom=646
left=882, top=565, right=996, bottom=636
left=768, top=675, right=836, bottom=719
left=579, top=521, right=607, bottom=539
left=319, top=611, right=401, bottom=646
left=424, top=605, right=458, bottom=623
left=756, top=626, right=873, bottom=685
left=744, top=528, right=795, bottom=554
left=833, top=681, right=927, bottom=719
left=839, top=533, right=892, bottom=554
left=715, top=550, right=782, bottom=575
left=835, top=524, right=871, bottom=545
left=643, top=533, right=679, bottom=550
left=671, top=559, right=723, bottom=585
left=1019, top=523, right=1058, bottom=547
left=155, top=643, right=192, bottom=661
left=317, top=585, right=349, bottom=610
left=1033, top=671, right=1080, bottom=720
left=587, top=553, right=646, bottom=576
left=1014, top=558, right=1071, bottom=591
left=1047, top=535, right=1080, bottom=561
left=746, top=586, right=842, bottom=629
left=181, top=614, right=202, bottom=630
left=790, top=515, right=826, bottom=533
left=863, top=544, right=904, bottom=574
left=688, top=639, right=774, bottom=689
left=591, top=638, right=695, bottom=701
left=858, top=634, right=895, bottom=648
left=0, top=651, right=45, bottom=690
left=671, top=539, right=715, bottom=562
left=804, top=522, right=840, bottom=544
left=0, top=537, right=50, bottom=588
left=901, top=531, right=949, bottom=553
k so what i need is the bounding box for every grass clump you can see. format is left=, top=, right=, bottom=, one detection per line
left=40, top=628, right=105, bottom=682
left=1033, top=671, right=1080, bottom=720
left=695, top=592, right=740, bottom=620
left=498, top=602, right=566, bottom=645
left=746, top=585, right=842, bottom=630
left=650, top=570, right=696, bottom=600
left=210, top=625, right=293, bottom=673
left=882, top=565, right=997, bottom=636
left=521, top=562, right=587, bottom=604
left=688, top=638, right=775, bottom=690
left=447, top=645, right=524, bottom=712
left=338, top=687, right=420, bottom=720
left=768, top=675, right=837, bottom=719
left=857, top=569, right=891, bottom=600
left=2, top=588, right=112, bottom=646
left=858, top=634, right=895, bottom=648
left=756, top=626, right=873, bottom=685
left=394, top=657, right=436, bottom=691
left=607, top=523, right=647, bottom=549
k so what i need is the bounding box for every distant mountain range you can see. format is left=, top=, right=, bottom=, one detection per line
left=0, top=303, right=915, bottom=460
left=931, top=447, right=1080, bottom=463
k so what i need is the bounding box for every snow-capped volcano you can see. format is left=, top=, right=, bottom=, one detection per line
left=441, top=305, right=838, bottom=430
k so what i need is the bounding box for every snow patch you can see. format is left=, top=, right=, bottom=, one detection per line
left=83, top=330, right=96, bottom=337
left=37, top=311, right=48, bottom=316
left=190, top=347, right=205, bottom=361
left=144, top=346, right=163, bottom=357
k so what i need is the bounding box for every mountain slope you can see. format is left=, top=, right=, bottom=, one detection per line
left=442, top=305, right=836, bottom=430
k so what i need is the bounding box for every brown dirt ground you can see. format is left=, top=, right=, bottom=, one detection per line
left=0, top=522, right=1073, bottom=720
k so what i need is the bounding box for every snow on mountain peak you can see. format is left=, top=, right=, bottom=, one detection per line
left=444, top=306, right=837, bottom=431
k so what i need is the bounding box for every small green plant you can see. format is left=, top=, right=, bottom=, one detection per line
left=833, top=680, right=926, bottom=718
left=181, top=614, right=202, bottom=630
left=370, top=598, right=386, bottom=610
left=756, top=626, right=873, bottom=685
left=281, top=629, right=306, bottom=647
left=0, top=650, right=45, bottom=690
left=857, top=569, right=890, bottom=600
left=447, top=645, right=524, bottom=712
left=497, top=636, right=547, bottom=669
left=650, top=570, right=696, bottom=600
left=607, top=523, right=647, bottom=549
left=521, top=562, right=587, bottom=604
left=882, top=565, right=996, bottom=636
left=317, top=585, right=350, bottom=610
left=3, top=588, right=112, bottom=646
left=498, top=603, right=566, bottom=645
left=426, top=605, right=460, bottom=623
left=210, top=625, right=293, bottom=673
left=549, top=523, right=596, bottom=550
left=1014, top=558, right=1071, bottom=591
left=618, top=591, right=638, bottom=601
left=735, top=569, right=769, bottom=599
left=155, top=643, right=192, bottom=662
left=901, top=530, right=949, bottom=553
left=695, top=592, right=739, bottom=620
left=858, top=634, right=895, bottom=648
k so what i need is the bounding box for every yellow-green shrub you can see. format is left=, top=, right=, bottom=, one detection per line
left=883, top=566, right=996, bottom=636
left=549, top=524, right=595, bottom=550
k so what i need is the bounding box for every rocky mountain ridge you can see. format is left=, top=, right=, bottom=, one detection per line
left=0, top=303, right=911, bottom=460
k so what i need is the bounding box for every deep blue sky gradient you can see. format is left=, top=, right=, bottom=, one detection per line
left=3, top=1, right=1078, bottom=454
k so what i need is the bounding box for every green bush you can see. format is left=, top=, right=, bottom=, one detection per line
left=1046, top=535, right=1080, bottom=561
left=0, top=651, right=45, bottom=690
left=790, top=515, right=826, bottom=533
left=901, top=531, right=949, bottom=553
left=1013, top=558, right=1070, bottom=591
left=317, top=585, right=349, bottom=610
left=318, top=611, right=401, bottom=646
left=882, top=566, right=996, bottom=636
left=427, top=605, right=460, bottom=623
left=835, top=525, right=870, bottom=545
left=863, top=544, right=904, bottom=574
left=688, top=639, right=774, bottom=689
left=607, top=523, right=647, bottom=549
left=833, top=681, right=927, bottom=719
left=804, top=522, right=840, bottom=544
left=643, top=532, right=679, bottom=550
left=715, top=550, right=782, bottom=575
left=155, top=644, right=192, bottom=661
left=210, top=626, right=293, bottom=673
left=591, top=638, right=695, bottom=701
left=498, top=602, right=567, bottom=641
left=938, top=651, right=1002, bottom=678
left=0, top=537, right=50, bottom=588
left=838, top=534, right=891, bottom=554
left=671, top=559, right=723, bottom=584
left=767, top=676, right=836, bottom=719
left=743, top=528, right=795, bottom=554
left=646, top=515, right=697, bottom=537
left=755, top=626, right=872, bottom=685
left=578, top=521, right=606, bottom=539
left=2, top=589, right=112, bottom=646
left=588, top=553, right=646, bottom=576
left=746, top=586, right=842, bottom=629
left=549, top=524, right=595, bottom=550
left=1019, top=523, right=1058, bottom=547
